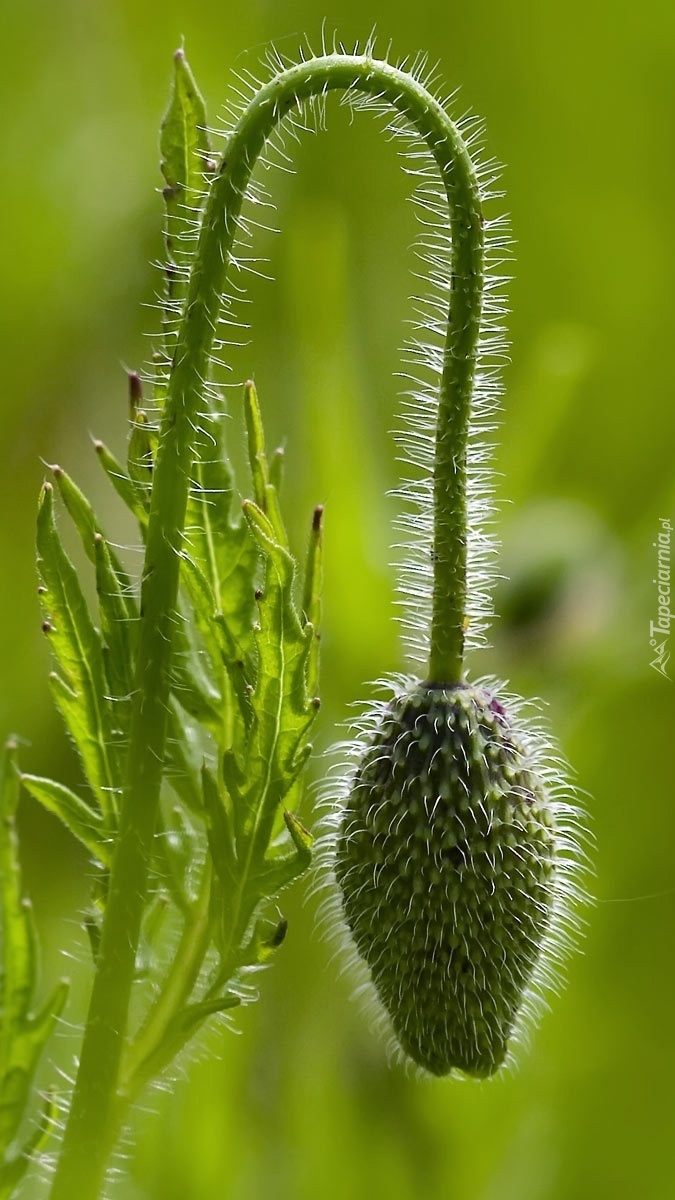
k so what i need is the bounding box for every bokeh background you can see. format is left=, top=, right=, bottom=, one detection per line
left=2, top=1, right=675, bottom=1197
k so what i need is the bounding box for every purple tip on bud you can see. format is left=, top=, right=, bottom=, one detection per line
left=313, top=505, right=324, bottom=532
left=128, top=371, right=143, bottom=409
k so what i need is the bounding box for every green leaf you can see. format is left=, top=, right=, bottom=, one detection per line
left=238, top=915, right=288, bottom=967
left=93, top=533, right=137, bottom=709
left=133, top=991, right=240, bottom=1092
left=153, top=803, right=198, bottom=916
left=93, top=439, right=149, bottom=527
left=170, top=613, right=223, bottom=729
left=268, top=446, right=285, bottom=493
left=1, top=743, right=69, bottom=1181
left=244, top=381, right=287, bottom=546
left=0, top=1091, right=60, bottom=1198
left=243, top=380, right=270, bottom=513
left=51, top=466, right=132, bottom=590
left=179, top=554, right=252, bottom=726
left=163, top=699, right=207, bottom=814
left=20, top=775, right=110, bottom=866
left=206, top=384, right=323, bottom=918
left=160, top=48, right=213, bottom=347
left=36, top=484, right=120, bottom=824
left=255, top=810, right=313, bottom=895
left=234, top=499, right=319, bottom=857
left=202, top=763, right=236, bottom=890
left=184, top=396, right=258, bottom=672
left=0, top=980, right=68, bottom=1156
left=301, top=505, right=324, bottom=698
left=1, top=743, right=35, bottom=1046
left=49, top=463, right=137, bottom=717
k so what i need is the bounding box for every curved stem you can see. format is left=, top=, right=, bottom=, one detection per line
left=50, top=53, right=483, bottom=1200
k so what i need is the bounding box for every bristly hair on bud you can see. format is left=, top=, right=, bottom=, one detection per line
left=328, top=679, right=587, bottom=1077
left=301, top=33, right=590, bottom=1079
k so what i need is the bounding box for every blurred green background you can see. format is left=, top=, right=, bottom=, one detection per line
left=2, top=1, right=675, bottom=1197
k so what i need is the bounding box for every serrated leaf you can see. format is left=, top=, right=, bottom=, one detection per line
left=93, top=533, right=137, bottom=710
left=51, top=467, right=132, bottom=590
left=1, top=745, right=69, bottom=1178
left=1, top=743, right=35, bottom=1044
left=36, top=483, right=120, bottom=823
left=238, top=916, right=288, bottom=967
left=50, top=464, right=137, bottom=715
left=20, top=775, right=110, bottom=866
left=184, top=397, right=258, bottom=670
left=255, top=809, right=313, bottom=896
left=268, top=446, right=285, bottom=493
left=161, top=48, right=211, bottom=229
left=243, top=382, right=287, bottom=546
left=0, top=1090, right=60, bottom=1198
left=301, top=505, right=323, bottom=697
left=202, top=763, right=236, bottom=890
left=0, top=980, right=68, bottom=1154
left=93, top=439, right=149, bottom=527
left=231, top=500, right=319, bottom=863
left=160, top=48, right=212, bottom=347
left=163, top=698, right=207, bottom=814
left=153, top=803, right=198, bottom=916
left=170, top=613, right=223, bottom=729
left=243, top=380, right=269, bottom=513
left=131, top=990, right=240, bottom=1094
left=179, top=553, right=253, bottom=726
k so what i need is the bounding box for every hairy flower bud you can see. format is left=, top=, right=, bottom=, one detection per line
left=336, top=681, right=560, bottom=1077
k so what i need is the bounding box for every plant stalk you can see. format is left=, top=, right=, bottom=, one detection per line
left=49, top=53, right=483, bottom=1200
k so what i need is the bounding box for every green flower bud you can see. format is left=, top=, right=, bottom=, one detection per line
left=335, top=679, right=576, bottom=1078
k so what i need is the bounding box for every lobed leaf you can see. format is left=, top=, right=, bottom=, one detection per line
left=36, top=484, right=120, bottom=824
left=93, top=439, right=149, bottom=527
left=51, top=463, right=137, bottom=722
left=184, top=397, right=258, bottom=677
left=1, top=743, right=35, bottom=1056
left=0, top=743, right=69, bottom=1186
left=20, top=775, right=110, bottom=866
left=0, top=1091, right=60, bottom=1199
left=244, top=500, right=319, bottom=813
left=160, top=47, right=213, bottom=359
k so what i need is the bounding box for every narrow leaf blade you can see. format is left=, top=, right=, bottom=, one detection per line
left=20, top=775, right=110, bottom=866
left=36, top=483, right=119, bottom=821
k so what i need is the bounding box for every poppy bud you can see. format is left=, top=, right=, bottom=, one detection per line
left=336, top=680, right=569, bottom=1077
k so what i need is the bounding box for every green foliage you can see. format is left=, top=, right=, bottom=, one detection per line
left=1, top=8, right=673, bottom=1199
left=0, top=742, right=67, bottom=1198
left=15, top=48, right=324, bottom=1200
left=160, top=47, right=215, bottom=359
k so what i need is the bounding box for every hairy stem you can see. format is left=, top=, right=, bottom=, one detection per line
left=50, top=52, right=483, bottom=1200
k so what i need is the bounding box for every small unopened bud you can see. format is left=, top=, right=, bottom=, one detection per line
left=336, top=681, right=562, bottom=1078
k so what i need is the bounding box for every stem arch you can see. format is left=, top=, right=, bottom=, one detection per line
left=51, top=52, right=484, bottom=1200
